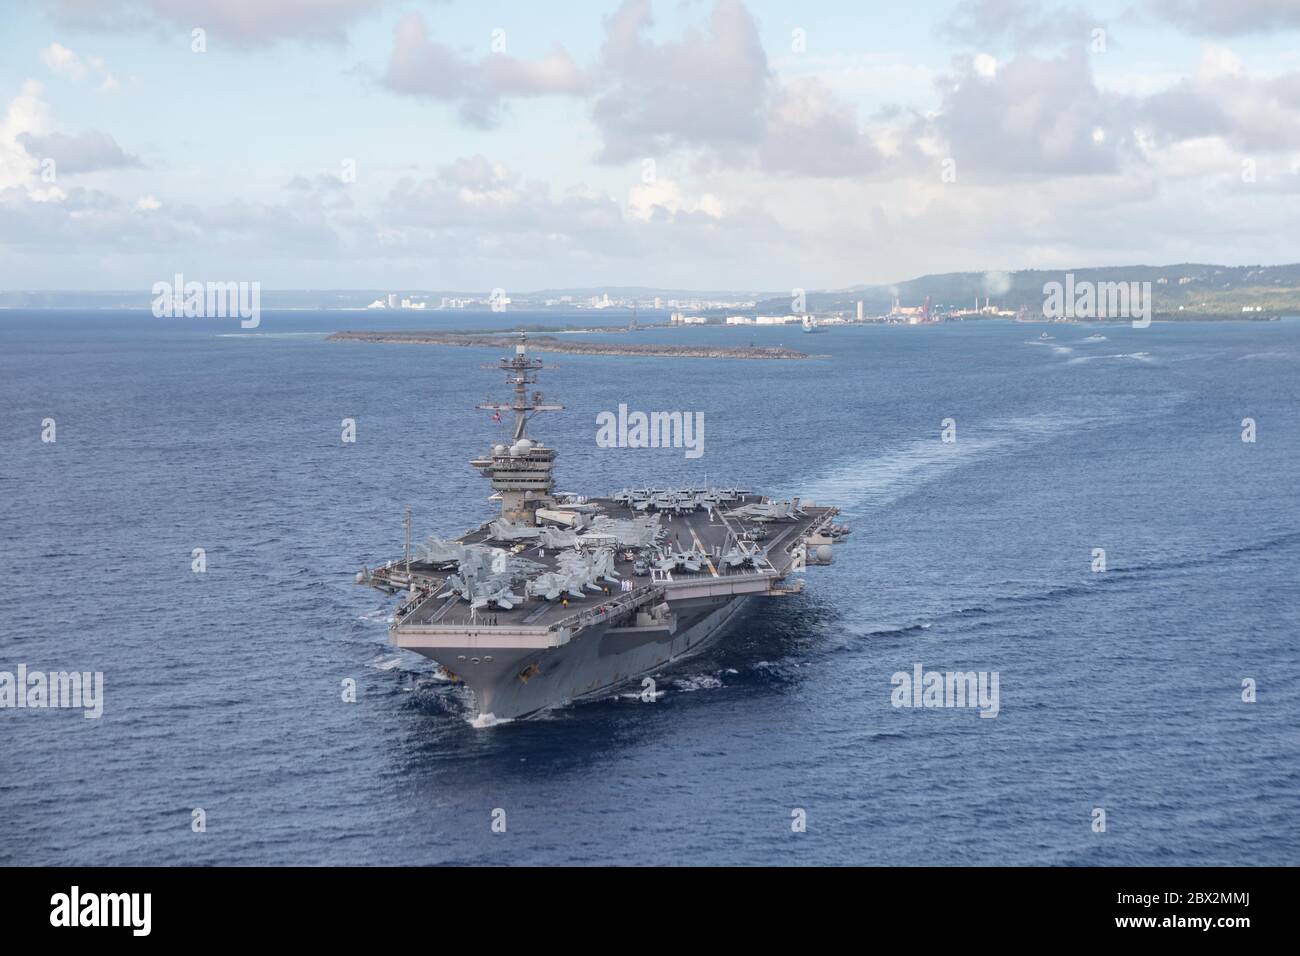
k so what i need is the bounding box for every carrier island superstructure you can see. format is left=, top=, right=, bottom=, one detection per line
left=356, top=333, right=848, bottom=721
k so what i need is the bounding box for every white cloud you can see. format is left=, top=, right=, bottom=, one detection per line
left=18, top=129, right=142, bottom=173
left=759, top=77, right=889, bottom=178
left=627, top=179, right=723, bottom=220
left=1140, top=45, right=1300, bottom=152
left=591, top=0, right=771, bottom=162
left=40, top=43, right=120, bottom=93
left=381, top=13, right=588, bottom=127
left=926, top=50, right=1135, bottom=178
left=1197, top=42, right=1242, bottom=79
left=41, top=43, right=86, bottom=80
left=0, top=81, right=52, bottom=189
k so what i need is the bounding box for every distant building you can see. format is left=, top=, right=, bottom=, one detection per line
left=856, top=300, right=864, bottom=322
left=387, top=293, right=398, bottom=309
left=725, top=315, right=753, bottom=325
left=890, top=296, right=934, bottom=323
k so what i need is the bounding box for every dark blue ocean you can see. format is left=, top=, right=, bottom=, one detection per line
left=2, top=310, right=1298, bottom=866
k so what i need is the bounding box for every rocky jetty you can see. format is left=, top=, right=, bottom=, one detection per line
left=327, top=330, right=812, bottom=360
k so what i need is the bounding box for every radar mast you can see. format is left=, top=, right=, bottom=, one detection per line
left=470, top=332, right=564, bottom=524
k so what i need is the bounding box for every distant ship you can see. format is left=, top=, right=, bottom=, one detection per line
left=356, top=333, right=846, bottom=721
left=801, top=315, right=824, bottom=333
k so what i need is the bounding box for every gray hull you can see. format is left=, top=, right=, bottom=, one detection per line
left=414, top=594, right=750, bottom=720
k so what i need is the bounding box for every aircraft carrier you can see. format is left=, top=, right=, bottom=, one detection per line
left=356, top=333, right=848, bottom=721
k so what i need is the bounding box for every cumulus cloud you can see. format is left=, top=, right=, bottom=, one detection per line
left=759, top=77, right=886, bottom=178
left=0, top=81, right=51, bottom=189
left=41, top=43, right=121, bottom=93
left=41, top=43, right=86, bottom=80
left=591, top=0, right=770, bottom=162
left=590, top=0, right=891, bottom=179
left=627, top=179, right=724, bottom=221
left=382, top=13, right=589, bottom=127
left=18, top=130, right=142, bottom=173
left=1139, top=45, right=1300, bottom=152
left=47, top=0, right=387, bottom=46
left=1145, top=0, right=1300, bottom=36
left=926, top=49, right=1135, bottom=177
left=376, top=1, right=886, bottom=179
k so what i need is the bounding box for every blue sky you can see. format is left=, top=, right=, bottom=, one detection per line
left=2, top=0, right=1300, bottom=291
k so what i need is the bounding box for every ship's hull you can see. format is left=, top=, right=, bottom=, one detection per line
left=411, top=594, right=751, bottom=721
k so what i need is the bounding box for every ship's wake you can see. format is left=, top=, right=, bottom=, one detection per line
left=791, top=409, right=1120, bottom=513
left=844, top=528, right=1300, bottom=641
left=1065, top=351, right=1153, bottom=365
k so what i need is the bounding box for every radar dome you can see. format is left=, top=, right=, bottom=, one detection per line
left=815, top=545, right=834, bottom=562
left=493, top=444, right=507, bottom=456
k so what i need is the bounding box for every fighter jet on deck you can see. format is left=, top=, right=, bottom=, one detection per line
left=726, top=497, right=805, bottom=522
left=488, top=518, right=543, bottom=542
